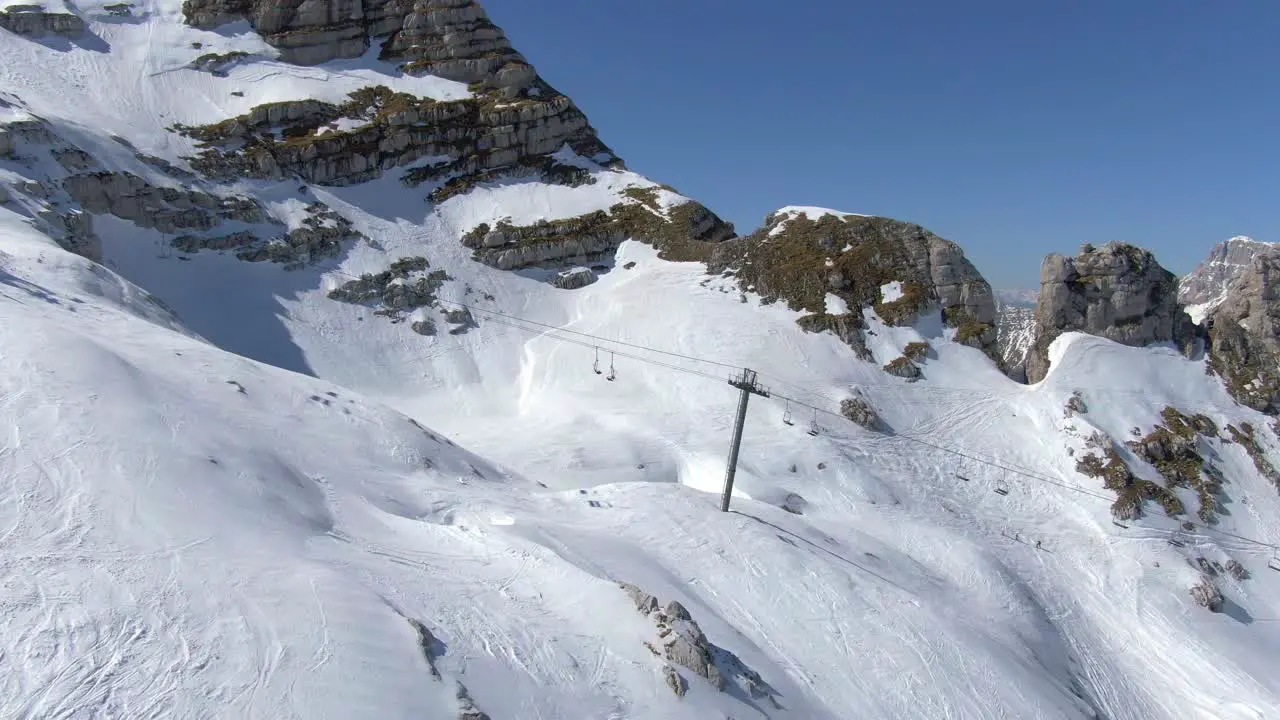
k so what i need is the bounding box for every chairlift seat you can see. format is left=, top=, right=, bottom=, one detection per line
left=993, top=487, right=1009, bottom=496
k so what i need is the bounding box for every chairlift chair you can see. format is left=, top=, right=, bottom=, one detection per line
left=592, top=347, right=602, bottom=375
left=993, top=482, right=1009, bottom=497
left=1168, top=533, right=1186, bottom=548
left=782, top=400, right=794, bottom=426
left=806, top=408, right=820, bottom=437
left=606, top=352, right=616, bottom=381
left=1269, top=549, right=1280, bottom=572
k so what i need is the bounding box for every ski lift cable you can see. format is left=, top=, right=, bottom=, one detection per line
left=316, top=267, right=1280, bottom=552
left=770, top=389, right=1280, bottom=552
left=326, top=266, right=1203, bottom=399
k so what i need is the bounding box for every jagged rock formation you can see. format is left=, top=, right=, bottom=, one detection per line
left=0, top=5, right=85, bottom=36
left=1179, top=236, right=1275, bottom=324
left=326, top=256, right=450, bottom=312
left=459, top=188, right=733, bottom=271
left=1205, top=248, right=1280, bottom=414
left=175, top=85, right=617, bottom=188
left=710, top=210, right=998, bottom=361
left=995, top=299, right=1035, bottom=382
left=64, top=171, right=269, bottom=233
left=181, top=0, right=531, bottom=92
left=1026, top=242, right=1196, bottom=383
left=618, top=583, right=781, bottom=707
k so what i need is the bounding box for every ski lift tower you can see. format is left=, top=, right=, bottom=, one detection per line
left=720, top=368, right=770, bottom=512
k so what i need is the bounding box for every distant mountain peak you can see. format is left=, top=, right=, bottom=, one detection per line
left=1180, top=235, right=1275, bottom=323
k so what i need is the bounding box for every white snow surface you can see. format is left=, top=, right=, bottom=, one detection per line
left=2, top=3, right=1280, bottom=718
left=880, top=280, right=904, bottom=304
left=768, top=205, right=867, bottom=236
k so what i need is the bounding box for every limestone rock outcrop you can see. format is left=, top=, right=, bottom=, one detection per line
left=177, top=85, right=617, bottom=188
left=181, top=0, right=536, bottom=96
left=0, top=5, right=85, bottom=36
left=459, top=193, right=733, bottom=271
left=710, top=211, right=998, bottom=360
left=1205, top=248, right=1280, bottom=414
left=64, top=171, right=269, bottom=233
left=1025, top=242, right=1196, bottom=383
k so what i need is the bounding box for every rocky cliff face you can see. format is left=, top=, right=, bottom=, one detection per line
left=181, top=0, right=533, bottom=89
left=1179, top=236, right=1275, bottom=324
left=0, top=5, right=86, bottom=37
left=1205, top=248, right=1280, bottom=414
left=1025, top=242, right=1196, bottom=383
left=709, top=209, right=998, bottom=360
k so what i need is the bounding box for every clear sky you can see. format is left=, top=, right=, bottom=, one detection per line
left=482, top=0, right=1278, bottom=288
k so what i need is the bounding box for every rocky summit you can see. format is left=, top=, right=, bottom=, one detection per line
left=1025, top=241, right=1196, bottom=383
left=1205, top=247, right=1280, bottom=414
left=711, top=208, right=998, bottom=361
left=1179, top=235, right=1275, bottom=323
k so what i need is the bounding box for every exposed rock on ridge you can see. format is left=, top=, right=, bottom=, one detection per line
left=1026, top=242, right=1196, bottom=383
left=459, top=187, right=734, bottom=272
left=175, top=84, right=617, bottom=187
left=709, top=211, right=998, bottom=361
left=1205, top=248, right=1280, bottom=414
left=181, top=0, right=535, bottom=95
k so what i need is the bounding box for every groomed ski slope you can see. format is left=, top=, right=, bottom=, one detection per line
left=2, top=1, right=1280, bottom=717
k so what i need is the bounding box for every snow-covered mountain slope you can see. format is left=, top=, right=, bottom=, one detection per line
left=3, top=2, right=1280, bottom=718
left=1180, top=236, right=1276, bottom=324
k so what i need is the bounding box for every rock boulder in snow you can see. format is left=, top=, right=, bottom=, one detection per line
left=0, top=6, right=85, bottom=36
left=1190, top=576, right=1224, bottom=613
left=551, top=266, right=597, bottom=289
left=1026, top=242, right=1196, bottom=383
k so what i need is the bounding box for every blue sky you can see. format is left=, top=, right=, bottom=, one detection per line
left=482, top=1, right=1278, bottom=288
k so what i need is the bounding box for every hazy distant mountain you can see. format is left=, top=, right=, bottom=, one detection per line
left=995, top=288, right=1038, bottom=308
